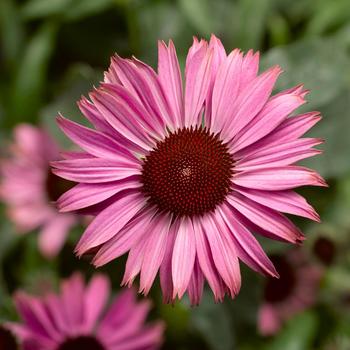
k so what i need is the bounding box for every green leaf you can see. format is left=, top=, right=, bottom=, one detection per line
left=261, top=36, right=350, bottom=110
left=306, top=0, right=350, bottom=36
left=178, top=0, right=220, bottom=37
left=40, top=63, right=102, bottom=147
left=234, top=0, right=272, bottom=50
left=64, top=0, right=116, bottom=22
left=0, top=0, right=25, bottom=70
left=191, top=290, right=235, bottom=350
left=304, top=90, right=350, bottom=178
left=9, top=21, right=58, bottom=125
left=21, top=0, right=70, bottom=19
left=265, top=311, right=318, bottom=350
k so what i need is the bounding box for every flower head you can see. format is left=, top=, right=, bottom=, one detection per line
left=52, top=35, right=326, bottom=304
left=258, top=249, right=322, bottom=336
left=0, top=124, right=77, bottom=258
left=7, top=273, right=164, bottom=350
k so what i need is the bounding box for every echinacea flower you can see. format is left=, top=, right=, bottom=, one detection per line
left=6, top=273, right=164, bottom=350
left=0, top=124, right=77, bottom=258
left=0, top=325, right=18, bottom=350
left=52, top=35, right=326, bottom=304
left=258, top=249, right=322, bottom=336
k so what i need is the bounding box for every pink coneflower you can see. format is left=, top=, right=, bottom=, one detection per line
left=0, top=124, right=77, bottom=258
left=6, top=273, right=164, bottom=350
left=258, top=249, right=322, bottom=336
left=52, top=35, right=326, bottom=304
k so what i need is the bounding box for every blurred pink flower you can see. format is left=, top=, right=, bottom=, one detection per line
left=7, top=273, right=164, bottom=350
left=51, top=35, right=325, bottom=304
left=258, top=249, right=323, bottom=336
left=0, top=124, right=77, bottom=258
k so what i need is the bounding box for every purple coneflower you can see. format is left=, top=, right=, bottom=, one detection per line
left=6, top=273, right=164, bottom=350
left=52, top=35, right=326, bottom=304
left=0, top=124, right=77, bottom=258
left=258, top=249, right=322, bottom=336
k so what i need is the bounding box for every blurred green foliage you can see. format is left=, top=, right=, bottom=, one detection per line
left=1, top=0, right=350, bottom=349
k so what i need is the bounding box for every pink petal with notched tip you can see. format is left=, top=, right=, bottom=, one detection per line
left=139, top=213, right=172, bottom=295
left=236, top=111, right=321, bottom=158
left=234, top=187, right=320, bottom=222
left=171, top=217, right=196, bottom=299
left=57, top=176, right=141, bottom=213
left=222, top=66, right=282, bottom=141
left=217, top=204, right=278, bottom=277
left=159, top=221, right=178, bottom=304
left=158, top=40, right=184, bottom=129
left=231, top=93, right=306, bottom=153
left=239, top=50, right=260, bottom=92
left=38, top=214, right=75, bottom=258
left=188, top=259, right=205, bottom=306
left=192, top=217, right=227, bottom=302
left=227, top=192, right=304, bottom=243
left=202, top=213, right=241, bottom=297
left=57, top=115, right=138, bottom=163
left=90, top=89, right=154, bottom=152
left=111, top=56, right=171, bottom=130
left=185, top=39, right=213, bottom=126
left=236, top=138, right=323, bottom=170
left=210, top=49, right=243, bottom=133
left=233, top=166, right=327, bottom=191
left=82, top=274, right=110, bottom=333
left=92, top=206, right=156, bottom=267
left=75, top=191, right=145, bottom=255
left=51, top=158, right=140, bottom=184
left=204, top=35, right=227, bottom=128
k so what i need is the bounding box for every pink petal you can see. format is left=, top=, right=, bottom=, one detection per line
left=192, top=217, right=226, bottom=302
left=139, top=213, right=172, bottom=295
left=204, top=35, right=226, bottom=129
left=90, top=88, right=154, bottom=151
left=234, top=187, right=320, bottom=221
left=232, top=166, right=327, bottom=191
left=60, top=273, right=85, bottom=334
left=75, top=191, right=145, bottom=254
left=222, top=66, right=282, bottom=141
left=227, top=193, right=304, bottom=243
left=122, top=238, right=148, bottom=287
left=108, top=323, right=164, bottom=350
left=185, top=39, right=213, bottom=126
left=236, top=138, right=323, bottom=170
left=171, top=217, right=196, bottom=299
left=57, top=177, right=141, bottom=212
left=201, top=213, right=241, bottom=297
left=38, top=214, right=75, bottom=258
left=210, top=49, right=243, bottom=133
left=237, top=111, right=321, bottom=158
left=78, top=97, right=142, bottom=153
left=158, top=40, right=184, bottom=128
left=231, top=93, right=306, bottom=153
left=112, top=56, right=172, bottom=130
left=187, top=259, right=205, bottom=306
left=83, top=274, right=110, bottom=332
left=57, top=115, right=138, bottom=163
left=239, top=50, right=260, bottom=92
left=160, top=221, right=178, bottom=303
left=217, top=204, right=278, bottom=277
left=92, top=206, right=156, bottom=267
left=51, top=158, right=140, bottom=184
